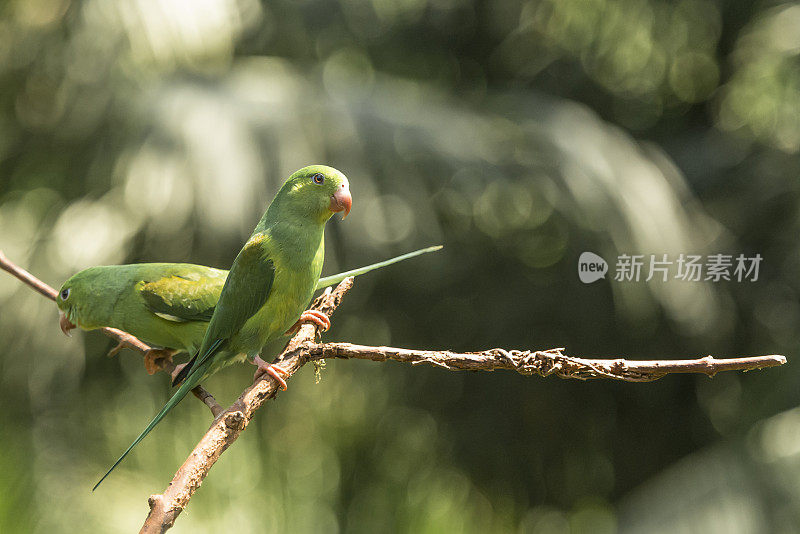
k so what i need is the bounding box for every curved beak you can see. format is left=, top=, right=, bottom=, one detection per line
left=59, top=311, right=76, bottom=337
left=329, top=185, right=352, bottom=220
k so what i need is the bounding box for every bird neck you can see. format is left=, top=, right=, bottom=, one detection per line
left=69, top=267, right=126, bottom=329
left=254, top=210, right=325, bottom=270
left=250, top=185, right=329, bottom=268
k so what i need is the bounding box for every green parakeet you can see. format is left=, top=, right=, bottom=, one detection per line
left=55, top=246, right=442, bottom=373
left=93, top=164, right=352, bottom=490
left=57, top=263, right=226, bottom=372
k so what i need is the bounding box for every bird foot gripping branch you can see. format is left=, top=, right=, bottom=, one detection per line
left=285, top=309, right=331, bottom=336
left=252, top=354, right=289, bottom=390
left=142, top=348, right=178, bottom=375
left=259, top=306, right=334, bottom=388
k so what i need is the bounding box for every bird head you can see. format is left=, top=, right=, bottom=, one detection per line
left=56, top=267, right=111, bottom=336
left=56, top=280, right=78, bottom=336
left=280, top=165, right=352, bottom=223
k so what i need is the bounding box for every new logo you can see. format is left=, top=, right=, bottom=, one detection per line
left=578, top=252, right=608, bottom=284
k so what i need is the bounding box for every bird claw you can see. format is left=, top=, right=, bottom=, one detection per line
left=143, top=348, right=176, bottom=375
left=252, top=355, right=289, bottom=390
left=106, top=341, right=126, bottom=358
left=285, top=310, right=331, bottom=336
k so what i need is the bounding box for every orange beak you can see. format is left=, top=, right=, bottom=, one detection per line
left=330, top=185, right=352, bottom=219
left=59, top=312, right=76, bottom=337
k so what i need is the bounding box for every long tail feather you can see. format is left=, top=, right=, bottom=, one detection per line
left=93, top=361, right=208, bottom=491
left=315, top=245, right=442, bottom=290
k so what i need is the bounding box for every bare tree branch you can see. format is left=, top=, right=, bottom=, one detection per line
left=0, top=250, right=221, bottom=416
left=307, top=344, right=786, bottom=381
left=0, top=251, right=788, bottom=533
left=0, top=249, right=60, bottom=300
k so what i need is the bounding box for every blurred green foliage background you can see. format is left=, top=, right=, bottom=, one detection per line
left=1, top=0, right=799, bottom=532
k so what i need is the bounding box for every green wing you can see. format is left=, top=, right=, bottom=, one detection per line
left=189, top=236, right=275, bottom=372
left=139, top=271, right=225, bottom=323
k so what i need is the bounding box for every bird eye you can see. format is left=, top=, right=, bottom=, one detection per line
left=312, top=173, right=325, bottom=185
left=60, top=288, right=70, bottom=300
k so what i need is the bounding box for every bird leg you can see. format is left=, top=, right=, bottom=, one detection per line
left=284, top=310, right=331, bottom=336
left=252, top=354, right=289, bottom=390
left=143, top=348, right=177, bottom=375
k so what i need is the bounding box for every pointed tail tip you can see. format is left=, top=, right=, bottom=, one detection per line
left=93, top=457, right=123, bottom=492
left=93, top=463, right=118, bottom=491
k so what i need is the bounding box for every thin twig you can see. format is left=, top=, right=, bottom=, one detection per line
left=306, top=344, right=787, bottom=381
left=141, top=280, right=354, bottom=534
left=0, top=250, right=221, bottom=415
left=0, top=249, right=59, bottom=299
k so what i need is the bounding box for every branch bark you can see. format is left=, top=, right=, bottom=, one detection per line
left=0, top=251, right=788, bottom=533
left=306, top=344, right=786, bottom=381
left=0, top=250, right=222, bottom=416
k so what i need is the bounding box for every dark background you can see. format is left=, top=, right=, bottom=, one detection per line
left=1, top=0, right=799, bottom=532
